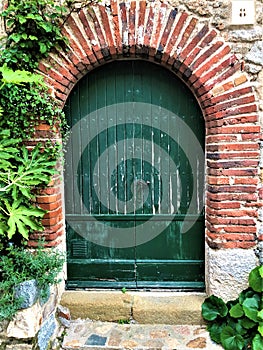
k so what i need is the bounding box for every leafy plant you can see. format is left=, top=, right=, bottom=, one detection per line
left=202, top=265, right=263, bottom=350
left=0, top=129, right=57, bottom=244
left=0, top=0, right=69, bottom=71
left=0, top=243, right=65, bottom=321
left=0, top=66, right=66, bottom=139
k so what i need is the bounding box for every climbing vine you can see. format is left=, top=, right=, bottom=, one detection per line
left=0, top=0, right=95, bottom=246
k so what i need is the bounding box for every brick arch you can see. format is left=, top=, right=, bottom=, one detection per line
left=37, top=0, right=260, bottom=251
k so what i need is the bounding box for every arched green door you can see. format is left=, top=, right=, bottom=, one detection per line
left=64, top=60, right=205, bottom=289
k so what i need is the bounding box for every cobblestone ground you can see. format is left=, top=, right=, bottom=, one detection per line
left=62, top=320, right=223, bottom=349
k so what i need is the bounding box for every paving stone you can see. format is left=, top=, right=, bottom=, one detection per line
left=85, top=334, right=107, bottom=346
left=150, top=330, right=169, bottom=338
left=186, top=337, right=207, bottom=348
left=143, top=339, right=164, bottom=347
left=62, top=320, right=223, bottom=350
left=120, top=339, right=139, bottom=348
left=107, top=329, right=122, bottom=346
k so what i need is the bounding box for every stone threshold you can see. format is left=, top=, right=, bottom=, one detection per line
left=60, top=291, right=206, bottom=325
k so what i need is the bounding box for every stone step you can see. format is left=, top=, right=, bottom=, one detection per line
left=61, top=319, right=223, bottom=350
left=60, top=291, right=206, bottom=325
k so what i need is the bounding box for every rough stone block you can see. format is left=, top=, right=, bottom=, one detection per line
left=132, top=292, right=205, bottom=325
left=14, top=280, right=39, bottom=309
left=37, top=314, right=57, bottom=350
left=60, top=291, right=132, bottom=321
left=7, top=302, right=42, bottom=338
left=206, top=245, right=258, bottom=301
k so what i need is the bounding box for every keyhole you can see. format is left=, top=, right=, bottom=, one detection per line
left=239, top=8, right=247, bottom=17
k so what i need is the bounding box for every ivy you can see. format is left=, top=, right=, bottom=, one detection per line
left=202, top=266, right=263, bottom=350
left=1, top=0, right=69, bottom=71
left=0, top=81, right=65, bottom=139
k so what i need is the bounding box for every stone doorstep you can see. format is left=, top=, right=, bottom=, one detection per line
left=60, top=291, right=206, bottom=325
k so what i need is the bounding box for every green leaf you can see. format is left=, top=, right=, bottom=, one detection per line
left=207, top=322, right=226, bottom=344
left=242, top=296, right=260, bottom=322
left=258, top=323, right=263, bottom=337
left=252, top=334, right=263, bottom=350
left=4, top=199, right=45, bottom=240
left=229, top=303, right=244, bottom=318
left=258, top=309, right=263, bottom=321
left=202, top=295, right=228, bottom=321
left=249, top=266, right=263, bottom=292
left=240, top=317, right=257, bottom=329
left=39, top=42, right=47, bottom=54
left=0, top=65, right=43, bottom=86
left=29, top=35, right=38, bottom=40
left=220, top=326, right=245, bottom=350
left=18, top=16, right=27, bottom=24
left=10, top=33, right=21, bottom=43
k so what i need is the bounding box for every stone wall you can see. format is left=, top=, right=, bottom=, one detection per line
left=0, top=0, right=262, bottom=304
left=0, top=285, right=69, bottom=350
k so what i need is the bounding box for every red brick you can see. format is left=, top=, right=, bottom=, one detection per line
left=137, top=0, right=146, bottom=46
left=180, top=24, right=209, bottom=61
left=43, top=207, right=63, bottom=219
left=207, top=160, right=258, bottom=169
left=99, top=5, right=116, bottom=57
left=208, top=168, right=258, bottom=177
left=110, top=0, right=122, bottom=55
left=37, top=186, right=61, bottom=196
left=207, top=143, right=259, bottom=152
left=206, top=207, right=257, bottom=217
left=222, top=81, right=234, bottom=92
left=188, top=41, right=224, bottom=77
left=144, top=4, right=155, bottom=47
left=207, top=151, right=259, bottom=160
left=207, top=232, right=256, bottom=241
left=207, top=115, right=258, bottom=128
left=207, top=192, right=258, bottom=202
left=61, top=26, right=91, bottom=67
left=160, top=8, right=178, bottom=52
left=259, top=187, right=263, bottom=199
left=194, top=54, right=238, bottom=90
left=78, top=9, right=104, bottom=62
left=207, top=176, right=230, bottom=185
left=177, top=17, right=198, bottom=52
left=241, top=133, right=261, bottom=141
left=67, top=15, right=97, bottom=65
left=234, top=178, right=258, bottom=185
left=42, top=222, right=63, bottom=233
left=224, top=226, right=257, bottom=233
left=205, top=95, right=255, bottom=115
left=36, top=194, right=62, bottom=204
left=38, top=200, right=62, bottom=211
left=42, top=213, right=63, bottom=226
left=55, top=91, right=68, bottom=103
left=129, top=1, right=137, bottom=55
left=206, top=135, right=238, bottom=143
left=166, top=12, right=188, bottom=64
left=205, top=62, right=241, bottom=91
left=206, top=200, right=241, bottom=209
left=42, top=229, right=64, bottom=242
left=210, top=124, right=260, bottom=135
left=87, top=7, right=108, bottom=56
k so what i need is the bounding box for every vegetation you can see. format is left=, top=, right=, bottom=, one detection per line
left=202, top=265, right=263, bottom=350
left=0, top=0, right=69, bottom=321
left=0, top=243, right=65, bottom=321
left=0, top=0, right=98, bottom=321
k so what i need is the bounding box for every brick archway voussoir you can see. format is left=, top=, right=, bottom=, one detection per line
left=37, top=0, right=260, bottom=250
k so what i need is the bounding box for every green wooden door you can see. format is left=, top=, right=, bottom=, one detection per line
left=64, top=60, right=205, bottom=290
